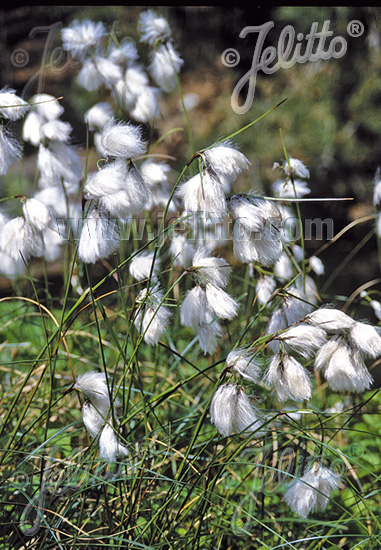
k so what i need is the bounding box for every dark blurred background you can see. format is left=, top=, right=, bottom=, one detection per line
left=1, top=5, right=381, bottom=309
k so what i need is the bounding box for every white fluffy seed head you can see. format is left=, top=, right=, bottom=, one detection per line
left=108, top=40, right=139, bottom=66
left=370, top=300, right=381, bottom=320
left=264, top=352, right=312, bottom=402
left=192, top=246, right=232, bottom=288
left=37, top=142, right=83, bottom=186
left=281, top=289, right=315, bottom=327
left=149, top=42, right=183, bottom=93
left=99, top=118, right=147, bottom=159
left=0, top=215, right=42, bottom=261
left=85, top=160, right=126, bottom=198
left=130, top=84, right=161, bottom=124
left=129, top=250, right=160, bottom=281
left=76, top=58, right=104, bottom=92
left=99, top=424, right=129, bottom=462
left=228, top=194, right=281, bottom=232
left=309, top=255, right=325, bottom=276
left=266, top=307, right=287, bottom=353
left=276, top=323, right=328, bottom=360
left=226, top=348, right=261, bottom=383
left=180, top=285, right=222, bottom=354
left=284, top=461, right=341, bottom=518
left=349, top=321, right=381, bottom=359
left=77, top=207, right=119, bottom=264
left=81, top=401, right=105, bottom=438
left=61, top=19, right=106, bottom=59
left=229, top=195, right=283, bottom=266
left=256, top=275, right=277, bottom=306
left=176, top=170, right=227, bottom=220
left=315, top=337, right=373, bottom=393
left=94, top=57, right=123, bottom=87
left=134, top=284, right=171, bottom=345
left=0, top=127, right=22, bottom=175
left=210, top=384, right=237, bottom=436
left=180, top=285, right=208, bottom=329
left=85, top=102, right=114, bottom=131
left=74, top=370, right=116, bottom=416
left=169, top=233, right=196, bottom=268
left=23, top=198, right=51, bottom=232
left=205, top=282, right=239, bottom=320
left=304, top=307, right=355, bottom=332
left=287, top=158, right=310, bottom=179
left=93, top=161, right=151, bottom=219
left=272, top=178, right=311, bottom=198
left=198, top=320, right=223, bottom=355
left=210, top=384, right=265, bottom=437
left=0, top=250, right=25, bottom=278
left=274, top=157, right=310, bottom=179
left=0, top=87, right=30, bottom=121
left=30, top=93, right=64, bottom=121
left=40, top=119, right=72, bottom=143
left=314, top=338, right=341, bottom=371
left=138, top=9, right=172, bottom=45
left=140, top=159, right=171, bottom=188
left=274, top=252, right=294, bottom=282
left=203, top=140, right=251, bottom=187
left=22, top=110, right=44, bottom=146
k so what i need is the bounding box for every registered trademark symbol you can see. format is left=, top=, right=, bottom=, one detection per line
left=347, top=20, right=364, bottom=37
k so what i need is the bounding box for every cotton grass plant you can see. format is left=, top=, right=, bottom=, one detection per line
left=0, top=9, right=381, bottom=550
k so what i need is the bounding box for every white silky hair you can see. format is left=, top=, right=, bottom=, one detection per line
left=99, top=118, right=147, bottom=159
left=134, top=284, right=172, bottom=346
left=0, top=87, right=30, bottom=121
left=77, top=206, right=119, bottom=264
left=192, top=246, right=232, bottom=289
left=276, top=323, right=328, bottom=360
left=284, top=461, right=341, bottom=518
left=99, top=424, right=129, bottom=462
left=129, top=250, right=160, bottom=281
left=149, top=42, right=183, bottom=93
left=169, top=233, right=196, bottom=268
left=23, top=198, right=52, bottom=232
left=205, top=282, right=239, bottom=320
left=138, top=9, right=172, bottom=46
left=0, top=128, right=22, bottom=175
left=180, top=285, right=223, bottom=354
left=176, top=170, right=227, bottom=220
left=264, top=352, right=312, bottom=402
left=226, top=348, right=261, bottom=383
left=0, top=216, right=44, bottom=261
left=210, top=384, right=265, bottom=437
left=81, top=401, right=105, bottom=438
left=61, top=19, right=106, bottom=59
left=315, top=336, right=373, bottom=393
left=40, top=119, right=73, bottom=143
left=304, top=306, right=356, bottom=332
left=74, top=370, right=117, bottom=416
left=203, top=140, right=251, bottom=183
left=348, top=321, right=381, bottom=359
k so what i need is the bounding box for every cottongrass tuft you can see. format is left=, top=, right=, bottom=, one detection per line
left=275, top=323, right=328, bottom=360
left=210, top=383, right=265, bottom=437
left=315, top=336, right=373, bottom=393
left=264, top=352, right=312, bottom=402
left=74, top=370, right=128, bottom=462
left=226, top=348, right=261, bottom=383
left=284, top=461, right=342, bottom=518
left=134, top=284, right=172, bottom=345
left=99, top=118, right=147, bottom=159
